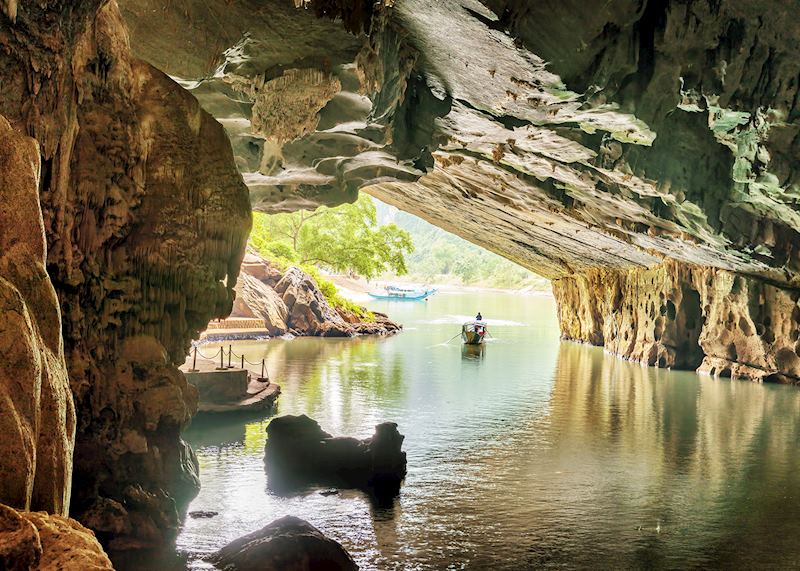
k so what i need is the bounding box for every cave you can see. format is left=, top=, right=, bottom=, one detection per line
left=0, top=0, right=799, bottom=568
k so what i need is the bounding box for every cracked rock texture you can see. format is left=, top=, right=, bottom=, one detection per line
left=118, top=0, right=800, bottom=381
left=554, top=262, right=800, bottom=383
left=0, top=503, right=113, bottom=571
left=233, top=251, right=400, bottom=336
left=0, top=117, right=75, bottom=516
left=0, top=0, right=250, bottom=550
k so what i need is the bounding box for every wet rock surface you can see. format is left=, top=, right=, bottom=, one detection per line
left=265, top=415, right=407, bottom=500
left=207, top=515, right=358, bottom=571
left=554, top=262, right=800, bottom=383
left=0, top=503, right=113, bottom=571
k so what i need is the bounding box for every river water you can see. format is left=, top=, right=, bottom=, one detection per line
left=168, top=291, right=800, bottom=569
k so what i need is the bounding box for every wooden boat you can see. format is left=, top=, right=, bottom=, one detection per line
left=368, top=285, right=437, bottom=300
left=461, top=343, right=485, bottom=360
left=462, top=321, right=488, bottom=345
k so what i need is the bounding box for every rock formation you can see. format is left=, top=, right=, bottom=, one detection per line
left=554, top=262, right=800, bottom=382
left=2, top=0, right=800, bottom=561
left=0, top=117, right=74, bottom=516
left=116, top=0, right=800, bottom=382
left=0, top=0, right=250, bottom=551
left=274, top=267, right=357, bottom=336
left=206, top=515, right=358, bottom=571
left=265, top=415, right=407, bottom=499
left=0, top=503, right=113, bottom=571
left=232, top=251, right=401, bottom=337
left=234, top=273, right=291, bottom=336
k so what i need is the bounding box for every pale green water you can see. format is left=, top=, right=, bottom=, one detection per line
left=164, top=292, right=800, bottom=569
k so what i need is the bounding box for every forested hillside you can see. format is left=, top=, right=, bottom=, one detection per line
left=373, top=199, right=550, bottom=291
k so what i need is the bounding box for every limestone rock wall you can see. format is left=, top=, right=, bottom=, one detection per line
left=234, top=272, right=290, bottom=336
left=553, top=263, right=800, bottom=383
left=0, top=0, right=250, bottom=549
left=0, top=503, right=113, bottom=570
left=0, top=116, right=75, bottom=516
left=117, top=1, right=800, bottom=292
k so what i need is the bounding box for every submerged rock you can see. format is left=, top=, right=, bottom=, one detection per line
left=264, top=415, right=407, bottom=499
left=189, top=510, right=219, bottom=519
left=207, top=515, right=357, bottom=571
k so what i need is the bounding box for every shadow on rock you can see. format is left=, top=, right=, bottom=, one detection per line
left=264, top=415, right=407, bottom=502
left=206, top=515, right=357, bottom=571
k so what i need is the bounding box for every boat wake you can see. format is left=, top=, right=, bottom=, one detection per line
left=416, top=315, right=527, bottom=327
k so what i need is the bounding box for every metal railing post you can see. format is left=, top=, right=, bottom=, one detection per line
left=189, top=346, right=198, bottom=372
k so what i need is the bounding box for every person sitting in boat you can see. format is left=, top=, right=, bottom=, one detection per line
left=476, top=312, right=483, bottom=321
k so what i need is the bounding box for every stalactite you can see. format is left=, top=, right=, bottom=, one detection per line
left=553, top=262, right=800, bottom=383
left=0, top=0, right=250, bottom=550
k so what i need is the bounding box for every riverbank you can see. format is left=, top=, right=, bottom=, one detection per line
left=204, top=251, right=401, bottom=341
left=330, top=274, right=553, bottom=303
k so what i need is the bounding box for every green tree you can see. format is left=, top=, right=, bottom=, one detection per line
left=250, top=196, right=414, bottom=280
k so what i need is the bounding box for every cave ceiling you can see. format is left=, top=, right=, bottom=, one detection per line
left=119, top=0, right=800, bottom=285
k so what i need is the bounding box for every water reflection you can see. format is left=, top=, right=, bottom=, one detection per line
left=541, top=343, right=800, bottom=569
left=460, top=343, right=485, bottom=362
left=166, top=293, right=800, bottom=570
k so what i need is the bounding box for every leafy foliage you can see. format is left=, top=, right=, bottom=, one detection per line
left=249, top=196, right=413, bottom=318
left=250, top=196, right=413, bottom=280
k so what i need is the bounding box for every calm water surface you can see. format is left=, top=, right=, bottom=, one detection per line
left=168, top=292, right=800, bottom=569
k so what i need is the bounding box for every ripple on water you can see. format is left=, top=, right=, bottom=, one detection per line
left=164, top=293, right=800, bottom=571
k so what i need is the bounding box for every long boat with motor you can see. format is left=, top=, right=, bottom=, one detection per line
left=462, top=320, right=488, bottom=345
left=368, top=284, right=437, bottom=300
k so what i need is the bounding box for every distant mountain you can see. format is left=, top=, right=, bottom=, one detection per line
left=371, top=197, right=549, bottom=291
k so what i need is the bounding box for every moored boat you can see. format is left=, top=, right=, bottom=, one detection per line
left=462, top=321, right=488, bottom=345
left=368, top=284, right=437, bottom=300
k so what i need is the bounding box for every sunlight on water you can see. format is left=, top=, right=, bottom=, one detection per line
left=156, top=292, right=800, bottom=570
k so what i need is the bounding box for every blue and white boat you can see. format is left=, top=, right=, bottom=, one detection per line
left=368, top=284, right=437, bottom=301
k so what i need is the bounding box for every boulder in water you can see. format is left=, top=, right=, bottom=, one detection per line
left=206, top=515, right=357, bottom=571
left=264, top=415, right=406, bottom=499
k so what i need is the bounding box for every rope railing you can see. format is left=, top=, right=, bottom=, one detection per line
left=187, top=344, right=269, bottom=380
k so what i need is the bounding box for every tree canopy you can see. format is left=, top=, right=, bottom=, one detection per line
left=250, top=195, right=414, bottom=280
